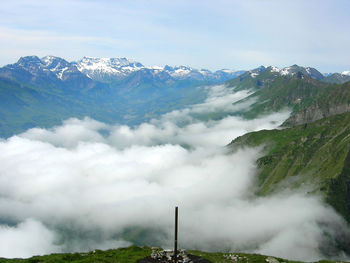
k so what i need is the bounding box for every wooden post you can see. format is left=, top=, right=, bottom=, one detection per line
left=174, top=206, right=178, bottom=263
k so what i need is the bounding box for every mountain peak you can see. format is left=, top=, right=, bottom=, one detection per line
left=17, top=55, right=42, bottom=66
left=41, top=56, right=70, bottom=69
left=74, top=56, right=145, bottom=81
left=267, top=65, right=324, bottom=80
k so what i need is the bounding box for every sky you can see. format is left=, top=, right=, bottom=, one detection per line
left=0, top=0, right=349, bottom=73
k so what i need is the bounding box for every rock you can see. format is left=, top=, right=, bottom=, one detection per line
left=266, top=256, right=280, bottom=263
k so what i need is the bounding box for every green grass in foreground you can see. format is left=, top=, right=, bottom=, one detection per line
left=0, top=246, right=346, bottom=263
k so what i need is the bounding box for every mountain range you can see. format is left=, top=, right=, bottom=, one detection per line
left=0, top=55, right=349, bottom=138
left=0, top=55, right=248, bottom=137
left=0, top=55, right=244, bottom=85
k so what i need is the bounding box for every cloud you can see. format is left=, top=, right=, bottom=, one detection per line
left=0, top=219, right=60, bottom=258
left=0, top=85, right=348, bottom=261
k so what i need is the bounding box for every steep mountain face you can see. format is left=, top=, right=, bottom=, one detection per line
left=284, top=81, right=350, bottom=125
left=229, top=111, right=350, bottom=222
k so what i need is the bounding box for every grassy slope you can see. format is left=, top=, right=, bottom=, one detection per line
left=0, top=246, right=341, bottom=263
left=229, top=111, right=350, bottom=221
left=0, top=246, right=151, bottom=263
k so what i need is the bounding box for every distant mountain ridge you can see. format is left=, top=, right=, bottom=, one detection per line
left=0, top=55, right=246, bottom=137
left=233, top=64, right=350, bottom=84
left=322, top=72, right=350, bottom=84
left=0, top=55, right=245, bottom=84
left=75, top=56, right=245, bottom=82
left=245, top=64, right=325, bottom=80
left=1, top=56, right=348, bottom=87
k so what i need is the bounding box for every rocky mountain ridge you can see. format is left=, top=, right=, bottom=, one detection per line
left=0, top=55, right=245, bottom=84
left=234, top=64, right=350, bottom=85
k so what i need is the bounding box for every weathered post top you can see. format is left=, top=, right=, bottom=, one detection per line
left=174, top=206, right=178, bottom=263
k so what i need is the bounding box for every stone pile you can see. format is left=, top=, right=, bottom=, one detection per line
left=151, top=247, right=192, bottom=263
left=223, top=253, right=247, bottom=262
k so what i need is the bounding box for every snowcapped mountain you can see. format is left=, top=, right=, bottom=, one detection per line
left=0, top=56, right=103, bottom=91
left=238, top=64, right=350, bottom=86
left=13, top=55, right=84, bottom=81
left=2, top=56, right=348, bottom=88
left=246, top=65, right=324, bottom=80
left=0, top=56, right=245, bottom=91
left=73, top=57, right=144, bottom=81
left=73, top=56, right=244, bottom=82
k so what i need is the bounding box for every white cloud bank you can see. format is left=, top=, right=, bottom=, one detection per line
left=0, top=85, right=348, bottom=261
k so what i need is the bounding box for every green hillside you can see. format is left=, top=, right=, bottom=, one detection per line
left=0, top=77, right=207, bottom=137
left=226, top=69, right=331, bottom=119
left=234, top=74, right=330, bottom=119
left=226, top=66, right=281, bottom=92
left=229, top=111, right=350, bottom=222
left=227, top=68, right=350, bottom=126
left=0, top=245, right=342, bottom=263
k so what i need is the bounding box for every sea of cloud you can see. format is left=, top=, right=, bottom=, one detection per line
left=0, top=85, right=348, bottom=261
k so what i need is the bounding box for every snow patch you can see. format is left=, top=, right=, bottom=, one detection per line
left=219, top=69, right=238, bottom=74
left=151, top=66, right=163, bottom=70
left=56, top=67, right=68, bottom=80
left=270, top=66, right=281, bottom=73
left=75, top=57, right=145, bottom=78
left=41, top=56, right=55, bottom=65
left=280, top=67, right=293, bottom=76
